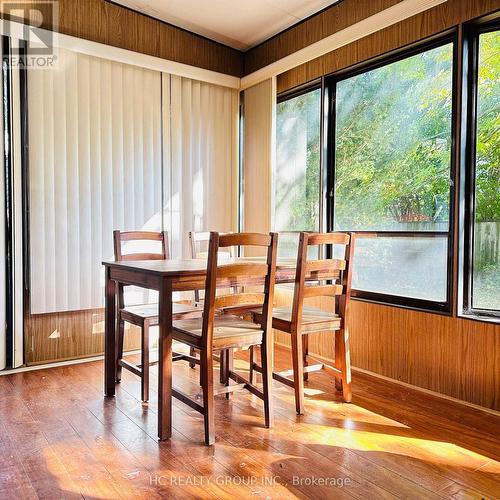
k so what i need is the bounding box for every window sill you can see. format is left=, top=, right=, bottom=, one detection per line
left=458, top=311, right=500, bottom=325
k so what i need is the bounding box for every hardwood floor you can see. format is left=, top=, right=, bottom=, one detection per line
left=0, top=345, right=499, bottom=499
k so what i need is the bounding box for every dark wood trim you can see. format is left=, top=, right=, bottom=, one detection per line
left=460, top=15, right=500, bottom=320
left=2, top=36, right=14, bottom=368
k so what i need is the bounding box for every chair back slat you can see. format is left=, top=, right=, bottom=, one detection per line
left=307, top=233, right=350, bottom=246
left=119, top=252, right=166, bottom=262
left=119, top=231, right=165, bottom=242
left=214, top=292, right=265, bottom=309
left=216, top=263, right=269, bottom=280
left=219, top=232, right=271, bottom=248
left=305, top=259, right=346, bottom=273
left=291, top=232, right=354, bottom=329
left=302, top=284, right=343, bottom=298
left=202, top=232, right=278, bottom=349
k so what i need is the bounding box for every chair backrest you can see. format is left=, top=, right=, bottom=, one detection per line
left=201, top=232, right=278, bottom=349
left=291, top=232, right=355, bottom=330
left=113, top=230, right=169, bottom=261
left=189, top=230, right=234, bottom=303
left=113, top=230, right=169, bottom=308
left=189, top=231, right=234, bottom=259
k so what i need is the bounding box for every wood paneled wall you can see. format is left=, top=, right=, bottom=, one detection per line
left=274, top=288, right=500, bottom=411
left=0, top=0, right=243, bottom=76
left=244, top=0, right=403, bottom=76
left=25, top=309, right=142, bottom=365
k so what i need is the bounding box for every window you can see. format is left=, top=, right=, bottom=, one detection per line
left=328, top=40, right=455, bottom=310
left=463, top=25, right=500, bottom=317
left=275, top=86, right=321, bottom=256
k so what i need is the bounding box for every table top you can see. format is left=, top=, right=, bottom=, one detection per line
left=103, top=257, right=298, bottom=276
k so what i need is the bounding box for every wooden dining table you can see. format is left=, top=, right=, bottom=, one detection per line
left=102, top=257, right=298, bottom=441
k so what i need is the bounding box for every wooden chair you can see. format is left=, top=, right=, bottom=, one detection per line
left=188, top=230, right=261, bottom=378
left=113, top=230, right=200, bottom=403
left=172, top=231, right=278, bottom=445
left=251, top=232, right=355, bottom=414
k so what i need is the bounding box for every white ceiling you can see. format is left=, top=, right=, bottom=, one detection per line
left=112, top=0, right=340, bottom=50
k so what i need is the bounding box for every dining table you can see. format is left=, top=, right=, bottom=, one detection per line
left=102, top=257, right=299, bottom=441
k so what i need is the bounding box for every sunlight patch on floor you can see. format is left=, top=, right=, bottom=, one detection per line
left=296, top=423, right=499, bottom=470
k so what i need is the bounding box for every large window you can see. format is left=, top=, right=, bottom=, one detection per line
left=274, top=86, right=321, bottom=256
left=464, top=26, right=500, bottom=317
left=329, top=41, right=455, bottom=310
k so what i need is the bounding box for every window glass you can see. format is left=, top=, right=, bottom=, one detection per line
left=334, top=44, right=454, bottom=231
left=472, top=30, right=500, bottom=311
left=275, top=89, right=321, bottom=257
left=352, top=236, right=448, bottom=302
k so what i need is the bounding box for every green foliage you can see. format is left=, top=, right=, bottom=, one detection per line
left=475, top=31, right=500, bottom=223
left=334, top=44, right=453, bottom=230
left=275, top=34, right=499, bottom=307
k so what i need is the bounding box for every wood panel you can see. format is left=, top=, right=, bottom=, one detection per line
left=275, top=0, right=500, bottom=92
left=25, top=308, right=142, bottom=365
left=0, top=0, right=243, bottom=76
left=244, top=0, right=403, bottom=75
left=0, top=349, right=499, bottom=498
left=274, top=287, right=500, bottom=411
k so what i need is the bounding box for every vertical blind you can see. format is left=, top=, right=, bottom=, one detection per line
left=165, top=74, right=239, bottom=259
left=28, top=48, right=238, bottom=314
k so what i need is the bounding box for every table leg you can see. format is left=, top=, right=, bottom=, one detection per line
left=158, top=277, right=173, bottom=440
left=104, top=267, right=117, bottom=396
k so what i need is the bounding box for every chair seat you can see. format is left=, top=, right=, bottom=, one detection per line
left=252, top=305, right=341, bottom=333
left=173, top=315, right=264, bottom=349
left=120, top=302, right=200, bottom=326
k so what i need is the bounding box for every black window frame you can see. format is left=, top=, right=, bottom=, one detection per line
left=323, top=33, right=459, bottom=315
left=461, top=16, right=500, bottom=321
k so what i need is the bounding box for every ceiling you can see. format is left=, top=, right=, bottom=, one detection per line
left=111, top=0, right=340, bottom=51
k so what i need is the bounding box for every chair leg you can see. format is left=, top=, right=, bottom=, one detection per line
left=141, top=321, right=150, bottom=403
left=116, top=318, right=125, bottom=383
left=290, top=329, right=305, bottom=415
left=260, top=336, right=274, bottom=428
left=219, top=349, right=226, bottom=384
left=189, top=347, right=196, bottom=369
left=249, top=346, right=254, bottom=385
left=225, top=349, right=233, bottom=400
left=201, top=351, right=215, bottom=445
left=302, top=335, right=309, bottom=382
left=335, top=328, right=352, bottom=403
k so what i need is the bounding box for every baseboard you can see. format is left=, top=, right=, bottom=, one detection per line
left=0, top=354, right=107, bottom=374
left=275, top=341, right=500, bottom=417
